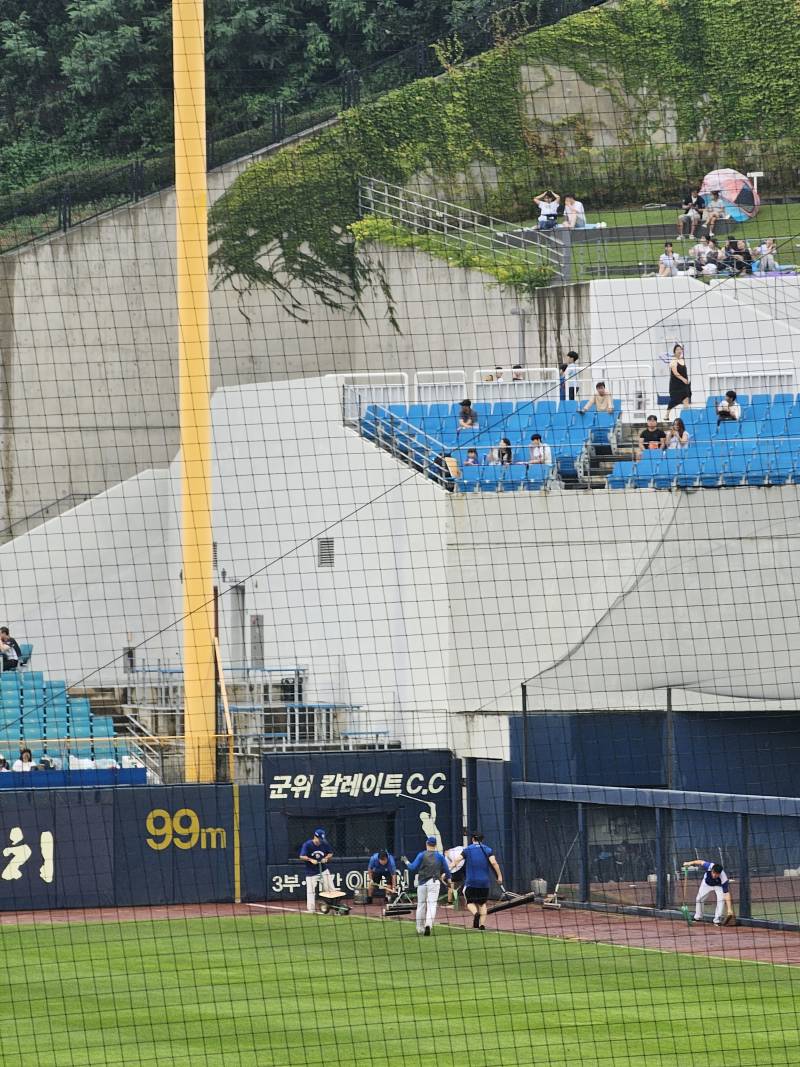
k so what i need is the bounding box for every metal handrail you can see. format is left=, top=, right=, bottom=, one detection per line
left=358, top=176, right=565, bottom=275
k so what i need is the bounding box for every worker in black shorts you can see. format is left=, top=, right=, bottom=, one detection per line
left=461, top=832, right=503, bottom=930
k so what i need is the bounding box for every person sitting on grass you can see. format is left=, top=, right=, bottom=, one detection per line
left=757, top=237, right=779, bottom=273
left=533, top=189, right=560, bottom=230
left=658, top=242, right=679, bottom=278
left=637, top=415, right=667, bottom=459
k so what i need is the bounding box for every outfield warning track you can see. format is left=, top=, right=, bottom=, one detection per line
left=1, top=899, right=798, bottom=968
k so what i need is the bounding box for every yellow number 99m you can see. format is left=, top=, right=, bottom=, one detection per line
left=146, top=808, right=201, bottom=850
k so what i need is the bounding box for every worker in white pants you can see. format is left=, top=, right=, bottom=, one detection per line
left=684, top=858, right=734, bottom=925
left=299, top=828, right=334, bottom=914
left=405, top=836, right=451, bottom=936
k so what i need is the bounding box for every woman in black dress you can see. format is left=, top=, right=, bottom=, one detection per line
left=667, top=343, right=691, bottom=419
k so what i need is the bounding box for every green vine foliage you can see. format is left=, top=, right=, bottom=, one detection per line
left=210, top=0, right=800, bottom=319
left=350, top=215, right=555, bottom=296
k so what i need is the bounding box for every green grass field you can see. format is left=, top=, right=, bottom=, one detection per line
left=2, top=912, right=799, bottom=1067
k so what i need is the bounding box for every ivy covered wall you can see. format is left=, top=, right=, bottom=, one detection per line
left=210, top=0, right=800, bottom=312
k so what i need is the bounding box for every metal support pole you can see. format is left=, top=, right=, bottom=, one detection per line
left=655, top=807, right=668, bottom=910
left=521, top=683, right=529, bottom=780
left=738, top=813, right=751, bottom=919
left=174, top=0, right=215, bottom=781
left=577, top=803, right=590, bottom=903
left=665, top=686, right=673, bottom=789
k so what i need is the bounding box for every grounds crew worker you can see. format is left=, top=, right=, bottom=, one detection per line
left=300, top=828, right=334, bottom=914
left=461, top=831, right=503, bottom=931
left=367, top=849, right=398, bottom=901
left=405, top=837, right=451, bottom=936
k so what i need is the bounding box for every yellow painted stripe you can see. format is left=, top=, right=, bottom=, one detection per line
left=233, top=782, right=242, bottom=903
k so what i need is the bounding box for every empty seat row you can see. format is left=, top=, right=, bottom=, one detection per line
left=609, top=452, right=800, bottom=489
left=456, top=465, right=553, bottom=492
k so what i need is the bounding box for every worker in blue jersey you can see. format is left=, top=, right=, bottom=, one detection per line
left=461, top=832, right=503, bottom=931
left=405, top=837, right=451, bottom=936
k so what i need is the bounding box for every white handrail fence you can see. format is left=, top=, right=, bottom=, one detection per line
left=358, top=176, right=565, bottom=280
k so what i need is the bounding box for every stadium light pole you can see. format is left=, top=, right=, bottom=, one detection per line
left=174, top=0, right=216, bottom=781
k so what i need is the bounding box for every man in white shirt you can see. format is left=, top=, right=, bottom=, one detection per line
left=528, top=433, right=552, bottom=465
left=562, top=194, right=586, bottom=229
left=716, top=390, right=741, bottom=424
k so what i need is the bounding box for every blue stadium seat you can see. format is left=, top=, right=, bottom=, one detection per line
left=479, top=467, right=507, bottom=491
left=607, top=462, right=635, bottom=489
left=769, top=455, right=795, bottom=486
left=534, top=400, right=558, bottom=416
left=675, top=457, right=703, bottom=488
left=456, top=467, right=482, bottom=493
left=699, top=454, right=724, bottom=488
left=522, top=465, right=552, bottom=490
left=745, top=453, right=771, bottom=486
left=720, top=455, right=748, bottom=487
left=714, top=420, right=743, bottom=441
left=427, top=402, right=457, bottom=418
left=490, top=402, right=516, bottom=418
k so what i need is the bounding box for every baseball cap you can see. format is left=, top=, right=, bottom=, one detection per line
left=426, top=836, right=437, bottom=845
left=313, top=827, right=326, bottom=838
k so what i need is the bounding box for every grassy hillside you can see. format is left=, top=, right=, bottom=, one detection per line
left=210, top=0, right=800, bottom=313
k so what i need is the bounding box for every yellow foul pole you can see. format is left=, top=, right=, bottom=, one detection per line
left=174, top=0, right=216, bottom=781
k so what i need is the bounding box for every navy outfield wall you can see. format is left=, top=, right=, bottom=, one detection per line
left=0, top=749, right=461, bottom=911
left=263, top=749, right=461, bottom=900
left=0, top=785, right=266, bottom=911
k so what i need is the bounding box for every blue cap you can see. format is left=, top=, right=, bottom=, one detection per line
left=426, top=836, right=437, bottom=845
left=313, top=828, right=326, bottom=838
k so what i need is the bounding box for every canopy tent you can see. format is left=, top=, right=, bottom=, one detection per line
left=700, top=168, right=760, bottom=223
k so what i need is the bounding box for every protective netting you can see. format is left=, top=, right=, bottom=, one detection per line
left=2, top=0, right=800, bottom=1064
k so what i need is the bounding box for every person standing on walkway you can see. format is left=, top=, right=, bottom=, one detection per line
left=405, top=836, right=451, bottom=936
left=667, top=344, right=691, bottom=419
left=461, top=832, right=503, bottom=931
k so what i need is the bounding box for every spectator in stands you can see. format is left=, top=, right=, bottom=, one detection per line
left=666, top=418, right=690, bottom=450
left=562, top=194, right=586, bottom=229
left=637, top=415, right=667, bottom=459
left=581, top=382, right=614, bottom=415
left=0, top=755, right=10, bottom=772
left=0, top=627, right=20, bottom=671
left=717, top=390, right=741, bottom=425
left=533, top=190, right=560, bottom=230
left=677, top=188, right=705, bottom=238
left=667, top=344, right=691, bottom=419
left=528, top=434, right=552, bottom=465
left=464, top=448, right=480, bottom=466
left=458, top=399, right=477, bottom=430
left=689, top=235, right=710, bottom=270
left=701, top=237, right=720, bottom=274
left=757, top=238, right=779, bottom=273
left=561, top=350, right=581, bottom=401
left=658, top=242, right=679, bottom=278
left=491, top=438, right=513, bottom=466
left=722, top=238, right=752, bottom=275
left=704, top=191, right=726, bottom=237
left=12, top=748, right=35, bottom=772
left=512, top=365, right=526, bottom=381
